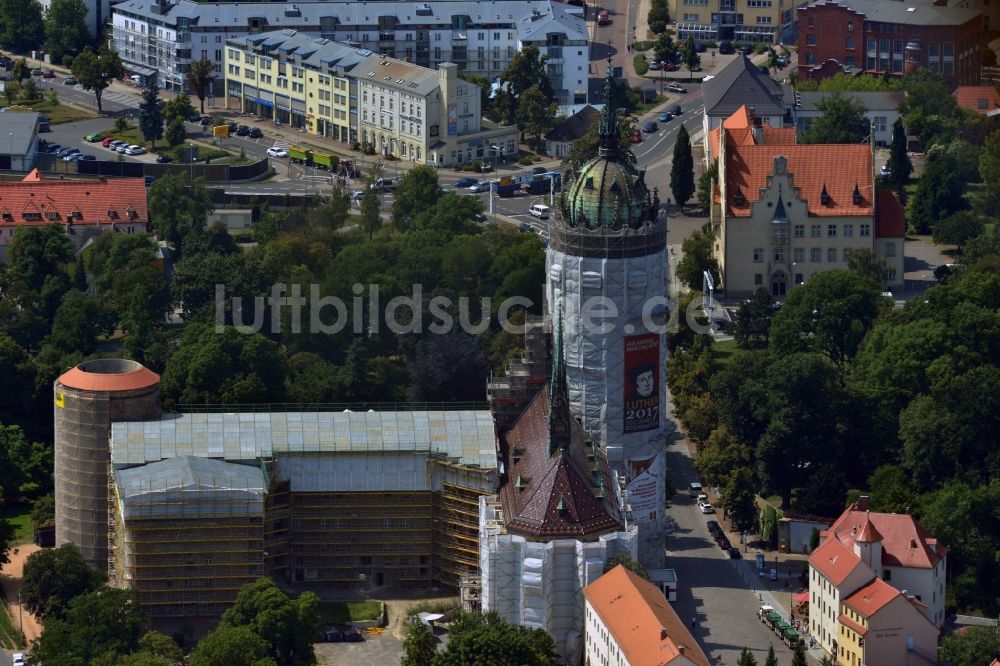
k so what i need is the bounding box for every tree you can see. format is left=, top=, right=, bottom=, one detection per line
left=979, top=128, right=1000, bottom=216
left=763, top=644, right=778, bottom=666
left=681, top=37, right=701, bottom=78
left=0, top=518, right=13, bottom=568
left=361, top=187, right=382, bottom=240
left=0, top=0, right=44, bottom=52
left=737, top=647, right=758, bottom=666
left=675, top=227, right=720, bottom=290
left=908, top=151, right=968, bottom=234
left=19, top=78, right=39, bottom=103
left=516, top=84, right=557, bottom=151
left=139, top=82, right=164, bottom=151
left=846, top=248, right=888, bottom=288
left=71, top=46, right=125, bottom=113
left=696, top=159, right=718, bottom=213
left=187, top=58, right=214, bottom=113
left=932, top=211, right=984, bottom=253
left=721, top=467, right=758, bottom=532
left=47, top=289, right=104, bottom=355
left=20, top=543, right=105, bottom=620
left=165, top=116, right=186, bottom=147
left=30, top=492, right=54, bottom=527
left=409, top=331, right=488, bottom=402
left=434, top=611, right=558, bottom=666
left=7, top=223, right=73, bottom=293
left=769, top=270, right=883, bottom=367
left=648, top=0, right=669, bottom=34
left=653, top=31, right=677, bottom=65
left=29, top=588, right=145, bottom=665
left=43, top=0, right=89, bottom=63
left=190, top=625, right=276, bottom=666
left=402, top=620, right=437, bottom=666
left=147, top=173, right=213, bottom=253
left=866, top=465, right=913, bottom=513
left=603, top=554, right=650, bottom=579
left=163, top=94, right=197, bottom=125
left=496, top=46, right=552, bottom=125
left=120, top=631, right=184, bottom=666
left=220, top=577, right=322, bottom=666
left=670, top=125, right=695, bottom=207
left=391, top=165, right=440, bottom=232
left=791, top=638, right=807, bottom=666
left=799, top=93, right=868, bottom=144
left=939, top=625, right=1000, bottom=666
left=731, top=288, right=775, bottom=349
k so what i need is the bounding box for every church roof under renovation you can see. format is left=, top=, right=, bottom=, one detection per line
left=498, top=385, right=622, bottom=540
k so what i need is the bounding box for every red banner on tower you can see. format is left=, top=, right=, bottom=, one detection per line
left=623, top=333, right=660, bottom=433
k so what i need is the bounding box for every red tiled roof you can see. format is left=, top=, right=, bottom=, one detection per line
left=498, top=388, right=622, bottom=539
left=809, top=535, right=865, bottom=585
left=843, top=577, right=899, bottom=618
left=725, top=144, right=873, bottom=217
left=953, top=86, right=1000, bottom=115
left=829, top=506, right=947, bottom=569
left=0, top=171, right=148, bottom=230
left=839, top=613, right=869, bottom=636
left=855, top=518, right=883, bottom=544
left=57, top=363, right=160, bottom=392
left=761, top=126, right=797, bottom=144
left=875, top=188, right=905, bottom=238
left=583, top=565, right=711, bottom=666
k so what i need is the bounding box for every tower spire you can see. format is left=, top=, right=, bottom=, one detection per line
left=548, top=309, right=572, bottom=455
left=598, top=49, right=620, bottom=158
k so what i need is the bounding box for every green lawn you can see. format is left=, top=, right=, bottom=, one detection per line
left=0, top=99, right=95, bottom=124
left=711, top=338, right=740, bottom=367
left=0, top=503, right=34, bottom=544
left=318, top=600, right=382, bottom=625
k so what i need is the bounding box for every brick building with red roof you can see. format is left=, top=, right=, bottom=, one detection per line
left=953, top=85, right=1000, bottom=115
left=808, top=497, right=946, bottom=664
left=0, top=170, right=149, bottom=252
left=709, top=106, right=904, bottom=297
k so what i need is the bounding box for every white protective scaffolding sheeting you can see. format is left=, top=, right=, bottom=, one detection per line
left=546, top=247, right=669, bottom=464
left=276, top=452, right=429, bottom=492
left=111, top=410, right=497, bottom=469
left=114, top=455, right=266, bottom=519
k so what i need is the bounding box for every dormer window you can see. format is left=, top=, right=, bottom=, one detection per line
left=820, top=184, right=830, bottom=206
left=22, top=212, right=41, bottom=221
left=46, top=211, right=59, bottom=220
left=733, top=187, right=745, bottom=207
left=107, top=208, right=117, bottom=219
left=853, top=184, right=862, bottom=205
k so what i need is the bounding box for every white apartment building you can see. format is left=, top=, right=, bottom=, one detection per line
left=792, top=91, right=906, bottom=147
left=111, top=0, right=589, bottom=103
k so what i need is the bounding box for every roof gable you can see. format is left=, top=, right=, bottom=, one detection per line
left=828, top=505, right=947, bottom=569
left=583, top=566, right=711, bottom=666
left=703, top=55, right=786, bottom=118
left=843, top=577, right=899, bottom=618
left=954, top=86, right=1000, bottom=115
left=809, top=534, right=866, bottom=585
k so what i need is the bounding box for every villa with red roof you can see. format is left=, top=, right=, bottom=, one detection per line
left=0, top=170, right=149, bottom=252
left=809, top=498, right=946, bottom=665
left=707, top=106, right=905, bottom=297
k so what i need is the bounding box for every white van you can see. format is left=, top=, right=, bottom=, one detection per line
left=529, top=204, right=550, bottom=220
left=689, top=482, right=703, bottom=497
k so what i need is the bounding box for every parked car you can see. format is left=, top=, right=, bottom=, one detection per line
left=738, top=45, right=753, bottom=55
left=84, top=132, right=105, bottom=142
left=648, top=60, right=662, bottom=70
left=188, top=112, right=202, bottom=122
left=880, top=165, right=890, bottom=177
left=469, top=181, right=490, bottom=193
left=630, top=131, right=642, bottom=143
left=664, top=62, right=679, bottom=72
left=706, top=520, right=720, bottom=533
left=64, top=152, right=84, bottom=161
left=531, top=166, right=549, bottom=175
left=44, top=143, right=61, bottom=153
left=690, top=64, right=702, bottom=72
left=102, top=136, right=117, bottom=147
left=719, top=40, right=735, bottom=55
left=63, top=76, right=77, bottom=85
left=596, top=9, right=609, bottom=24
left=266, top=147, right=288, bottom=157
left=235, top=125, right=251, bottom=136
left=144, top=175, right=157, bottom=186
left=38, top=122, right=50, bottom=133
left=454, top=177, right=479, bottom=188
left=200, top=115, right=212, bottom=126
left=77, top=154, right=96, bottom=161
left=642, top=120, right=658, bottom=133
left=694, top=42, right=706, bottom=53
left=42, top=69, right=55, bottom=79
left=30, top=67, right=41, bottom=77
left=342, top=627, right=364, bottom=642
left=248, top=127, right=263, bottom=138
left=116, top=143, right=130, bottom=153
left=125, top=145, right=146, bottom=155
left=775, top=54, right=789, bottom=67
left=472, top=212, right=487, bottom=222
left=109, top=140, right=127, bottom=151
left=320, top=629, right=344, bottom=642
left=227, top=121, right=238, bottom=133
left=12, top=652, right=25, bottom=666
left=56, top=147, right=78, bottom=157
left=667, top=83, right=687, bottom=93
left=670, top=104, right=682, bottom=116
left=698, top=501, right=715, bottom=514
left=155, top=154, right=172, bottom=163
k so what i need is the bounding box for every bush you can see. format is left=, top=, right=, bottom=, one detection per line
left=698, top=39, right=718, bottom=49
left=634, top=40, right=655, bottom=52
left=633, top=54, right=649, bottom=76
left=518, top=156, right=533, bottom=166
left=62, top=55, right=74, bottom=68
left=753, top=43, right=769, bottom=55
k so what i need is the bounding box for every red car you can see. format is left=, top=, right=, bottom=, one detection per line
left=597, top=9, right=609, bottom=24
left=102, top=136, right=116, bottom=147
left=630, top=131, right=642, bottom=143
left=41, top=69, right=55, bottom=79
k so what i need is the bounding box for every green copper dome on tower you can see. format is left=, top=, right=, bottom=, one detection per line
left=557, top=56, right=660, bottom=233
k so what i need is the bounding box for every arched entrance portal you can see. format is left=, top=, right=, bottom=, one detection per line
left=771, top=271, right=787, bottom=297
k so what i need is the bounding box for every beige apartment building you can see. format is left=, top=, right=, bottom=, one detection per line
left=671, top=0, right=796, bottom=44
left=837, top=577, right=939, bottom=666
left=708, top=106, right=904, bottom=297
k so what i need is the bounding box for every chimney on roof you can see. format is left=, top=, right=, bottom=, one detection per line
left=856, top=496, right=870, bottom=511
left=853, top=183, right=863, bottom=205
left=677, top=644, right=686, bottom=655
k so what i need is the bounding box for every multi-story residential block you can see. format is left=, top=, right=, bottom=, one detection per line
left=797, top=0, right=985, bottom=88
left=809, top=498, right=947, bottom=663
left=225, top=31, right=519, bottom=165
left=583, top=564, right=710, bottom=666
left=112, top=0, right=588, bottom=104
left=671, top=0, right=804, bottom=44
left=226, top=30, right=366, bottom=144
left=792, top=91, right=905, bottom=146
left=707, top=105, right=905, bottom=296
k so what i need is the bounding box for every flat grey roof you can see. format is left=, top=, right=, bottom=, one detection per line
left=111, top=410, right=498, bottom=469
left=0, top=112, right=39, bottom=154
